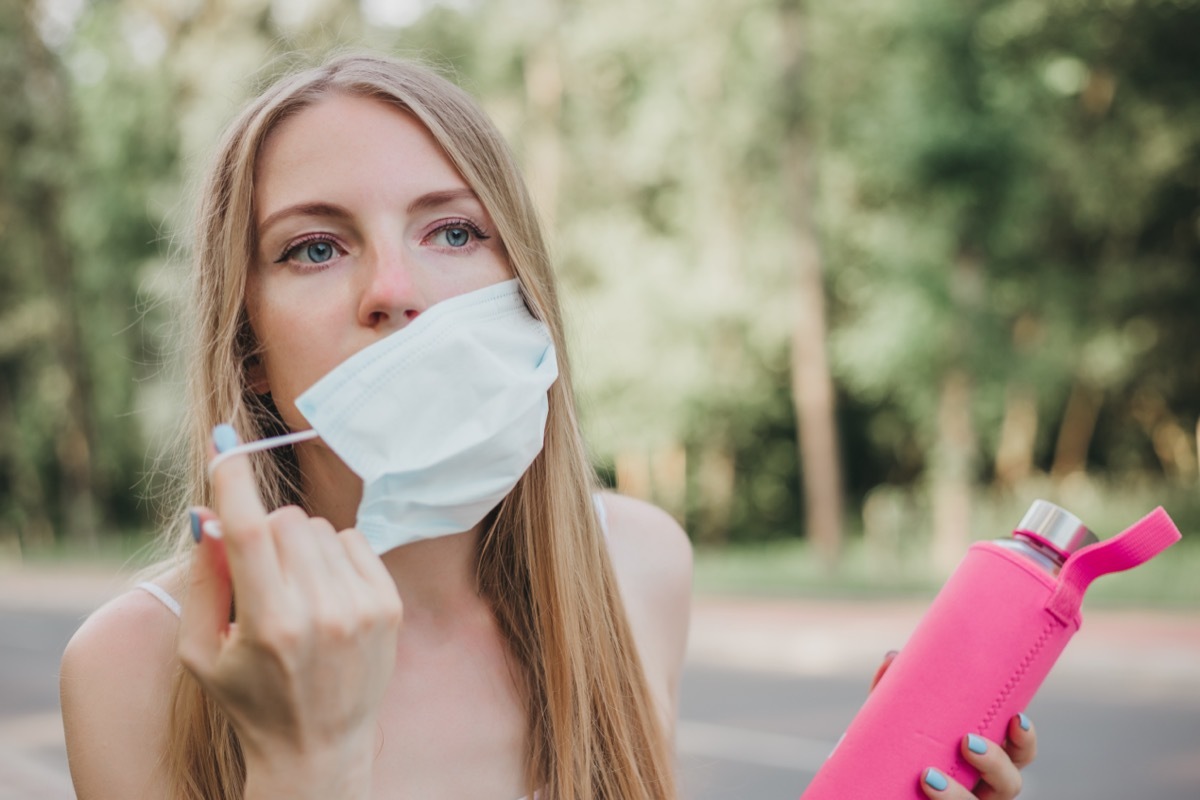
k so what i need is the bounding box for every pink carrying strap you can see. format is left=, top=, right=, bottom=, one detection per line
left=1046, top=507, right=1182, bottom=624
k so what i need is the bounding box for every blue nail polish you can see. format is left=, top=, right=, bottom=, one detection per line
left=1018, top=712, right=1031, bottom=731
left=967, top=734, right=987, bottom=755
left=213, top=424, right=239, bottom=454
left=189, top=509, right=202, bottom=543
left=924, top=767, right=949, bottom=792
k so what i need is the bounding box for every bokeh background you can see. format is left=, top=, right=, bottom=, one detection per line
left=3, top=0, right=1199, bottom=596
left=2, top=1, right=1200, bottom=798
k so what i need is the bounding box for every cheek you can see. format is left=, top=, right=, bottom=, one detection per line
left=252, top=296, right=348, bottom=419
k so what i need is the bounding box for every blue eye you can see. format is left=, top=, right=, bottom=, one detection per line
left=444, top=227, right=470, bottom=247
left=276, top=237, right=341, bottom=266
left=428, top=220, right=489, bottom=249
left=301, top=241, right=335, bottom=263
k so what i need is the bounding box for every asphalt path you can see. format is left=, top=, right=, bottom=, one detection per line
left=677, top=664, right=1200, bottom=799
left=2, top=579, right=1198, bottom=799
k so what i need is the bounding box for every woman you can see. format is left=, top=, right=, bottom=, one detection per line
left=59, top=54, right=1032, bottom=799
left=61, top=53, right=689, bottom=800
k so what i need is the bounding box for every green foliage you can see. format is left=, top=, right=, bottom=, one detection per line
left=815, top=0, right=1200, bottom=483
left=696, top=480, right=1200, bottom=607
left=1, top=0, right=1197, bottom=561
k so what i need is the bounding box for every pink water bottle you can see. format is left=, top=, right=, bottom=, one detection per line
left=799, top=502, right=1181, bottom=798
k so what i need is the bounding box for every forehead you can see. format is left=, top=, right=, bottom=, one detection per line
left=254, top=93, right=469, bottom=222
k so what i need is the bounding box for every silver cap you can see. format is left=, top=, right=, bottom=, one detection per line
left=1015, top=500, right=1098, bottom=559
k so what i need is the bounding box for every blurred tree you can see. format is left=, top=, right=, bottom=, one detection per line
left=3, top=0, right=1196, bottom=555
left=780, top=0, right=845, bottom=565
left=1, top=0, right=99, bottom=549
left=813, top=0, right=1200, bottom=563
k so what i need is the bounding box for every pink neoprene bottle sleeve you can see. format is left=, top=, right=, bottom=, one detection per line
left=798, top=507, right=1181, bottom=799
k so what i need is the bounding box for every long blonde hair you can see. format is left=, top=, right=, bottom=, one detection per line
left=157, top=53, right=674, bottom=800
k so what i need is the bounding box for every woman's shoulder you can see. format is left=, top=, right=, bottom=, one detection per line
left=596, top=491, right=693, bottom=596
left=60, top=568, right=185, bottom=798
left=595, top=492, right=692, bottom=727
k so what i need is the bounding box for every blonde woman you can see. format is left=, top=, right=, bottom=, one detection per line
left=60, top=55, right=690, bottom=800
left=59, top=54, right=1036, bottom=800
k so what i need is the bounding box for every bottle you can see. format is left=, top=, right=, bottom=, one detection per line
left=799, top=502, right=1181, bottom=799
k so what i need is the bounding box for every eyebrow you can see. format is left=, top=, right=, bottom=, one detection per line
left=258, top=202, right=352, bottom=236
left=406, top=188, right=481, bottom=214
left=257, top=189, right=483, bottom=237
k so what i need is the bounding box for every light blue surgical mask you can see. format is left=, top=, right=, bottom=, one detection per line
left=209, top=279, right=559, bottom=553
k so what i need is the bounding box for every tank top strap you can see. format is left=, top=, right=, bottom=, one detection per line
left=591, top=492, right=609, bottom=538
left=136, top=581, right=182, bottom=618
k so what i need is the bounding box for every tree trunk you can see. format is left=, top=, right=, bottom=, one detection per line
left=931, top=368, right=976, bottom=573
left=649, top=443, right=687, bottom=522
left=994, top=383, right=1038, bottom=488
left=0, top=379, right=53, bottom=554
left=690, top=444, right=736, bottom=546
left=522, top=6, right=563, bottom=231
left=615, top=449, right=652, bottom=501
left=1050, top=381, right=1101, bottom=479
left=780, top=0, right=844, bottom=566
left=22, top=5, right=99, bottom=547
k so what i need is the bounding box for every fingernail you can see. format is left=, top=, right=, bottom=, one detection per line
left=967, top=733, right=987, bottom=754
left=189, top=509, right=202, bottom=543
left=213, top=424, right=239, bottom=454
left=1018, top=712, right=1031, bottom=731
left=924, top=767, right=948, bottom=792
left=885, top=649, right=899, bottom=660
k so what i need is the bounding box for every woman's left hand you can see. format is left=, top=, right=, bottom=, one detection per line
left=871, top=652, right=1039, bottom=799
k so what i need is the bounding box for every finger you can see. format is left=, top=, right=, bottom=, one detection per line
left=178, top=507, right=232, bottom=680
left=269, top=507, right=350, bottom=603
left=207, top=424, right=282, bottom=609
left=962, top=733, right=1022, bottom=800
left=1003, top=712, right=1037, bottom=770
left=305, top=516, right=364, bottom=588
left=869, top=649, right=899, bottom=692
left=339, top=528, right=402, bottom=608
left=919, top=767, right=977, bottom=799
left=270, top=505, right=327, bottom=576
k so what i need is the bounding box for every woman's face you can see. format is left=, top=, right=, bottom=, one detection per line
left=247, top=93, right=513, bottom=431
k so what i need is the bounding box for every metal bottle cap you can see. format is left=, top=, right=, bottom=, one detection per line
left=1014, top=500, right=1098, bottom=561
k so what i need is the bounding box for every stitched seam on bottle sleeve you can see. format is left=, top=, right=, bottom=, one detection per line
left=950, top=617, right=1058, bottom=783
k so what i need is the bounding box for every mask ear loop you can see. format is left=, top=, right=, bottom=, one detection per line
left=207, top=428, right=321, bottom=478
left=201, top=428, right=321, bottom=540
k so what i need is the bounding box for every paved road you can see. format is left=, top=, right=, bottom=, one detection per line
left=3, top=568, right=1199, bottom=799
left=678, top=664, right=1200, bottom=799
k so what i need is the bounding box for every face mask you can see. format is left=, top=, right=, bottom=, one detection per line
left=209, top=279, right=559, bottom=553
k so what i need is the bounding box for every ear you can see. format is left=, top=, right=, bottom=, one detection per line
left=246, top=355, right=270, bottom=395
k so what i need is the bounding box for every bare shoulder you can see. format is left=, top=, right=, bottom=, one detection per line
left=597, top=493, right=692, bottom=727
left=60, top=572, right=183, bottom=799
left=599, top=492, right=693, bottom=603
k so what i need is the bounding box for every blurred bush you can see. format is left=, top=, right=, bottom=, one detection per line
left=1, top=0, right=1197, bottom=580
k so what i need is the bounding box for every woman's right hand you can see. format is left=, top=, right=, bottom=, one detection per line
left=178, top=425, right=403, bottom=799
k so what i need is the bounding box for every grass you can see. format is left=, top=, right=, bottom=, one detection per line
left=7, top=477, right=1199, bottom=608
left=695, top=478, right=1200, bottom=609
left=694, top=537, right=1200, bottom=608
left=3, top=529, right=164, bottom=573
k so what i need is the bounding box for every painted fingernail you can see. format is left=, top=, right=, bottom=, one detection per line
left=967, top=733, right=987, bottom=755
left=924, top=767, right=949, bottom=792
left=189, top=509, right=202, bottom=543
left=1018, top=712, right=1031, bottom=731
left=213, top=424, right=239, bottom=454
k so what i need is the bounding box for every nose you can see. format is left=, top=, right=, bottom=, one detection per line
left=356, top=244, right=426, bottom=331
